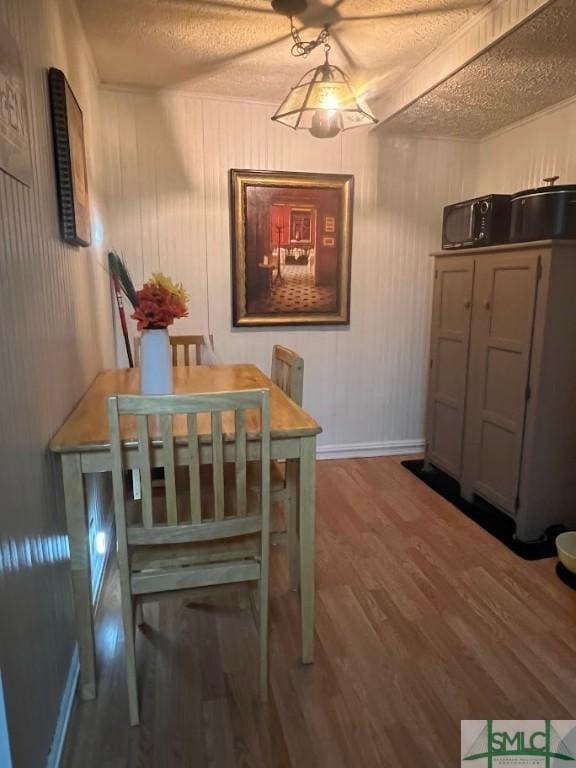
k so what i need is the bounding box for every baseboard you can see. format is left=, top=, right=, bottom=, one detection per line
left=45, top=647, right=79, bottom=768
left=46, top=515, right=115, bottom=768
left=317, top=439, right=425, bottom=460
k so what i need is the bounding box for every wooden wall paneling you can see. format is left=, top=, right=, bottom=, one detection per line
left=100, top=90, right=210, bottom=366
left=473, top=96, right=576, bottom=194
left=99, top=87, right=478, bottom=453
left=0, top=0, right=115, bottom=766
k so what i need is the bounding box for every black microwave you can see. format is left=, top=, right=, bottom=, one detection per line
left=442, top=194, right=512, bottom=249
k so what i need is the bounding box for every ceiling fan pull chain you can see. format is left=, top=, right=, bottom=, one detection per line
left=290, top=16, right=331, bottom=57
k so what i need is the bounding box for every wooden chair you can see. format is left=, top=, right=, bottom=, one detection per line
left=108, top=389, right=271, bottom=726
left=271, top=345, right=304, bottom=407
left=133, top=334, right=206, bottom=366
left=270, top=345, right=304, bottom=591
left=131, top=334, right=210, bottom=500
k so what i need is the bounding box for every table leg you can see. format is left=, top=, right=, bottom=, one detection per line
left=286, top=459, right=300, bottom=592
left=299, top=436, right=316, bottom=664
left=62, top=453, right=96, bottom=700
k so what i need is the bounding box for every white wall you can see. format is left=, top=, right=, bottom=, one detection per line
left=474, top=96, right=576, bottom=194
left=100, top=88, right=476, bottom=454
left=0, top=0, right=114, bottom=765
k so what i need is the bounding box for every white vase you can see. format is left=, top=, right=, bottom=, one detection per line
left=139, top=329, right=173, bottom=394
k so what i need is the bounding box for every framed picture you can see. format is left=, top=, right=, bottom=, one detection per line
left=0, top=20, right=32, bottom=186
left=48, top=68, right=91, bottom=246
left=230, top=169, right=354, bottom=326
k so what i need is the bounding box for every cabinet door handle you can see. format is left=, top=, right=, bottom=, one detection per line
left=463, top=299, right=471, bottom=309
left=483, top=299, right=491, bottom=310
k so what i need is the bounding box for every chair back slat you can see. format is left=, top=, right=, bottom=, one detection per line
left=160, top=414, right=178, bottom=524
left=186, top=413, right=202, bottom=523
left=134, top=334, right=207, bottom=367
left=136, top=414, right=154, bottom=528
left=211, top=411, right=225, bottom=521
left=121, top=392, right=264, bottom=414
left=235, top=409, right=247, bottom=516
left=108, top=390, right=270, bottom=543
left=271, top=345, right=304, bottom=406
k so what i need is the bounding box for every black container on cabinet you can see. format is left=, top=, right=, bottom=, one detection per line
left=510, top=180, right=576, bottom=242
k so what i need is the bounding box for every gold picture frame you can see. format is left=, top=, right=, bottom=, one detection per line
left=230, top=169, right=354, bottom=326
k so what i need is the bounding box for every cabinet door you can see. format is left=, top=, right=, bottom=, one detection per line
left=462, top=252, right=540, bottom=513
left=426, top=257, right=475, bottom=479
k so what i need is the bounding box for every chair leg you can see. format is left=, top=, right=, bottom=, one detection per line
left=135, top=602, right=145, bottom=627
left=258, top=578, right=269, bottom=703
left=286, top=460, right=300, bottom=592
left=121, top=593, right=140, bottom=726
left=287, top=498, right=300, bottom=592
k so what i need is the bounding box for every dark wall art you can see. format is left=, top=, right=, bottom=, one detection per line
left=48, top=67, right=91, bottom=246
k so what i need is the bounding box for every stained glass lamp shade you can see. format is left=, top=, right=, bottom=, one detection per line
left=272, top=60, right=377, bottom=139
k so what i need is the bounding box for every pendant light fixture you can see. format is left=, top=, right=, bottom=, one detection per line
left=271, top=15, right=377, bottom=139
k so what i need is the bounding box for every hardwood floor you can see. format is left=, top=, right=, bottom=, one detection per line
left=61, top=457, right=576, bottom=767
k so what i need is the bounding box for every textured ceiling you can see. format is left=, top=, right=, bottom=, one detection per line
left=75, top=0, right=488, bottom=102
left=386, top=0, right=576, bottom=138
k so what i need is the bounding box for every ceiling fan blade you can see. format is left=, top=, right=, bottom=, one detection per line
left=187, top=30, right=297, bottom=78
left=341, top=1, right=482, bottom=22
left=330, top=30, right=357, bottom=70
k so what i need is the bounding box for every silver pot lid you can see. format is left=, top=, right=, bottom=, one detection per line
left=513, top=183, right=576, bottom=198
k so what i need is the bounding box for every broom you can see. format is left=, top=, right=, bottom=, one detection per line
left=108, top=250, right=138, bottom=368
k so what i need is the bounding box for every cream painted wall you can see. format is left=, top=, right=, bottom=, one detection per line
left=474, top=96, right=576, bottom=194
left=100, top=88, right=477, bottom=453
left=0, top=0, right=114, bottom=765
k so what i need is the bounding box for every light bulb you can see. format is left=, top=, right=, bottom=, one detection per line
left=309, top=110, right=341, bottom=139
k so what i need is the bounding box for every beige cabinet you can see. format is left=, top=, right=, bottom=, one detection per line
left=425, top=241, right=576, bottom=542
left=426, top=257, right=474, bottom=478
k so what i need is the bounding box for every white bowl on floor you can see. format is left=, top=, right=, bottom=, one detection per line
left=556, top=532, right=576, bottom=574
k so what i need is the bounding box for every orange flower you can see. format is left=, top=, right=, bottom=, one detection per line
left=131, top=281, right=188, bottom=330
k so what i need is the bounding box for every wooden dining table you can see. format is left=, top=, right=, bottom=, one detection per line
left=50, top=364, right=322, bottom=701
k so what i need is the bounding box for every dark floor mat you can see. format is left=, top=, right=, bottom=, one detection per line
left=401, top=459, right=563, bottom=561
left=556, top=562, right=576, bottom=590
